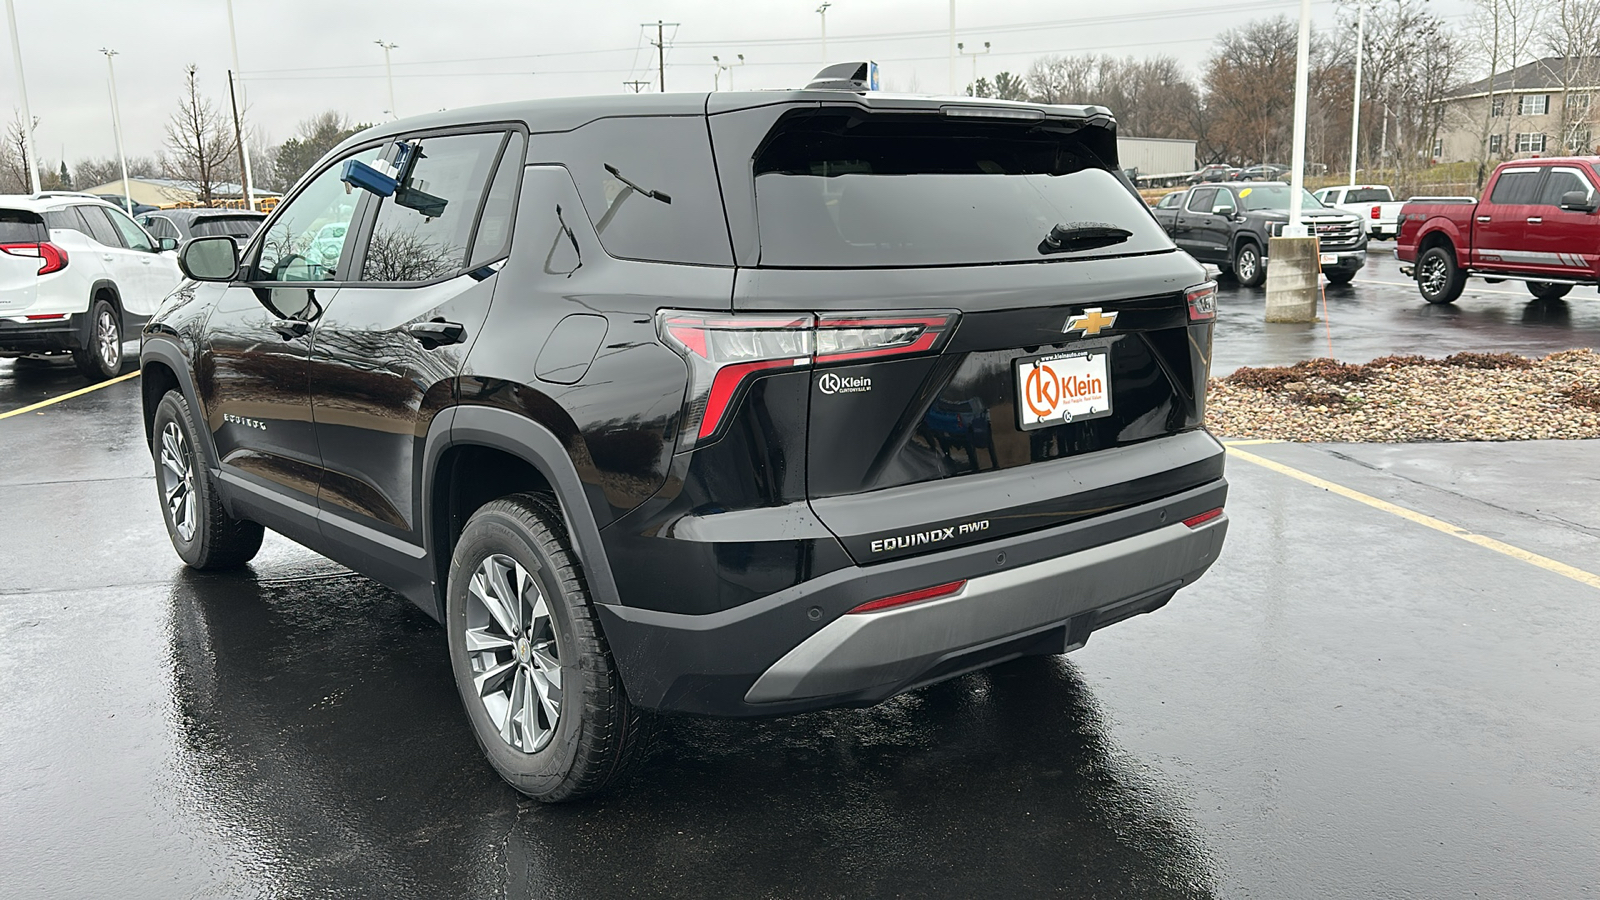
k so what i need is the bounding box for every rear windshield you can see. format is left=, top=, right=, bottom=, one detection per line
left=190, top=215, right=264, bottom=239
left=1344, top=188, right=1393, bottom=203
left=750, top=111, right=1172, bottom=267
left=0, top=209, right=47, bottom=243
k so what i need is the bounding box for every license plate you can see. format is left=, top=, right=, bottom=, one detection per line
left=1015, top=347, right=1112, bottom=430
left=1319, top=253, right=1337, bottom=265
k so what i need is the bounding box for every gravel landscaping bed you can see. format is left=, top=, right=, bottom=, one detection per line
left=1207, top=349, right=1600, bottom=442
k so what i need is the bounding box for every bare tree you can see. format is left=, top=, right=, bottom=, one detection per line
left=1462, top=0, right=1549, bottom=185
left=0, top=110, right=40, bottom=193
left=1542, top=0, right=1600, bottom=152
left=1337, top=1, right=1456, bottom=187
left=164, top=65, right=239, bottom=205
left=1023, top=54, right=1202, bottom=140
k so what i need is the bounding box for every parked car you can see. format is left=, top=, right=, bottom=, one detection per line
left=138, top=208, right=266, bottom=243
left=1396, top=157, right=1599, bottom=304
left=0, top=192, right=181, bottom=380
left=1156, top=182, right=1367, bottom=286
left=1188, top=164, right=1234, bottom=185
left=1152, top=189, right=1187, bottom=212
left=1236, top=164, right=1289, bottom=182
left=141, top=78, right=1229, bottom=802
left=1315, top=184, right=1405, bottom=239
left=96, top=194, right=159, bottom=216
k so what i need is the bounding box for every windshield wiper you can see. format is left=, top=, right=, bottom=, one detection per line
left=1038, top=222, right=1133, bottom=255
left=603, top=164, right=672, bottom=204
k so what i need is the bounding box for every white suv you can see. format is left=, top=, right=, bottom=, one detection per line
left=0, top=193, right=183, bottom=381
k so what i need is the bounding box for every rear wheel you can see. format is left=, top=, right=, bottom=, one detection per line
left=73, top=298, right=122, bottom=382
left=1415, top=246, right=1466, bottom=305
left=446, top=493, right=653, bottom=802
left=1526, top=281, right=1572, bottom=301
left=1234, top=241, right=1265, bottom=288
left=152, top=390, right=264, bottom=568
left=1325, top=269, right=1356, bottom=285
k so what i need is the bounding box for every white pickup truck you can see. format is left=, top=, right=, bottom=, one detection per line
left=1314, top=184, right=1405, bottom=240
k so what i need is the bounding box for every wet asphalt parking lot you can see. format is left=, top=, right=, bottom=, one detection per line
left=2, top=247, right=1598, bottom=898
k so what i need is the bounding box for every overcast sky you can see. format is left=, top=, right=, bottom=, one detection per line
left=2, top=0, right=1474, bottom=168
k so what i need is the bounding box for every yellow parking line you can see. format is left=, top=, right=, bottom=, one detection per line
left=1226, top=444, right=1600, bottom=592
left=0, top=370, right=140, bottom=421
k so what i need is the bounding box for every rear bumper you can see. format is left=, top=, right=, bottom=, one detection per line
left=0, top=315, right=81, bottom=354
left=598, top=477, right=1228, bottom=716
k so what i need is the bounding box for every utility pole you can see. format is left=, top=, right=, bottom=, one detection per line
left=817, top=2, right=831, bottom=63
left=623, top=79, right=651, bottom=93
left=100, top=49, right=131, bottom=214
left=957, top=41, right=989, bottom=96
left=228, top=72, right=250, bottom=211
left=5, top=0, right=40, bottom=194
left=948, top=0, right=957, bottom=95
left=643, top=21, right=678, bottom=92
left=375, top=40, right=398, bottom=118
left=1348, top=3, right=1364, bottom=185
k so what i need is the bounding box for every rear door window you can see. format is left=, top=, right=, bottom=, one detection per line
left=532, top=116, right=732, bottom=266
left=358, top=131, right=505, bottom=283
left=1488, top=169, right=1543, bottom=205
left=0, top=209, right=47, bottom=242
left=77, top=206, right=123, bottom=247
left=43, top=209, right=91, bottom=238
left=748, top=110, right=1171, bottom=268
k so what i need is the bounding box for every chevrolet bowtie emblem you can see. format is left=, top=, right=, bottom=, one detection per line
left=1064, top=308, right=1118, bottom=337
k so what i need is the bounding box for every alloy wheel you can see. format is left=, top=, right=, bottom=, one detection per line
left=465, top=553, right=564, bottom=754
left=158, top=421, right=197, bottom=542
left=1237, top=248, right=1258, bottom=282
left=1419, top=255, right=1447, bottom=295
left=97, top=309, right=120, bottom=371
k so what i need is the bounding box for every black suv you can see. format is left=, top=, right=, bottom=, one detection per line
left=1150, top=181, right=1367, bottom=286
left=140, top=75, right=1230, bottom=801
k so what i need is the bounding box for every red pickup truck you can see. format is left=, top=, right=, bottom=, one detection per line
left=1396, top=156, right=1600, bottom=304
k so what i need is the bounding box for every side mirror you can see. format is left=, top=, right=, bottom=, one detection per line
left=1559, top=189, right=1597, bottom=212
left=178, top=236, right=240, bottom=282
left=156, top=236, right=178, bottom=252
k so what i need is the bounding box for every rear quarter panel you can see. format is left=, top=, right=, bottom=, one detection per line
left=1396, top=204, right=1473, bottom=262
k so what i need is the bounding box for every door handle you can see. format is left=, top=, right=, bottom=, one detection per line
left=1527, top=217, right=1543, bottom=224
left=102, top=254, right=115, bottom=262
left=1476, top=216, right=1492, bottom=223
left=406, top=319, right=466, bottom=348
left=271, top=320, right=310, bottom=340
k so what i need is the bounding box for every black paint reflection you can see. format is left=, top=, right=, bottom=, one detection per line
left=167, top=565, right=1217, bottom=898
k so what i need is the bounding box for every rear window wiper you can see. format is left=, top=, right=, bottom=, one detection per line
left=603, top=164, right=672, bottom=205
left=1038, top=221, right=1132, bottom=255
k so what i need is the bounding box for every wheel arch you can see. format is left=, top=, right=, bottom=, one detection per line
left=139, top=339, right=219, bottom=472
left=426, top=405, right=623, bottom=621
left=1416, top=222, right=1461, bottom=263
left=80, top=279, right=122, bottom=345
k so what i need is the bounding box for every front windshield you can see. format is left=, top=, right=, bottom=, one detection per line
left=1237, top=184, right=1325, bottom=211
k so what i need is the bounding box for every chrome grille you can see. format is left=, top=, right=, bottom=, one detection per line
left=1312, top=218, right=1363, bottom=251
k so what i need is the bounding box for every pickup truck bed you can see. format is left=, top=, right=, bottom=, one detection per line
left=1396, top=157, right=1600, bottom=304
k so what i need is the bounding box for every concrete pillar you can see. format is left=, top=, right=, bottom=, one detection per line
left=1265, top=236, right=1320, bottom=323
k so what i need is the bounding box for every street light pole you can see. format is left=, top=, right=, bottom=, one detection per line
left=225, top=0, right=255, bottom=209
left=816, top=2, right=831, bottom=63
left=1286, top=0, right=1312, bottom=236
left=957, top=41, right=989, bottom=96
left=713, top=54, right=746, bottom=91
left=100, top=49, right=132, bottom=214
left=5, top=0, right=40, bottom=194
left=375, top=40, right=398, bottom=118
left=948, top=0, right=957, bottom=95
left=1348, top=3, right=1364, bottom=186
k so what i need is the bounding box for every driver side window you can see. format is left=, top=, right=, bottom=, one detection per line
left=253, top=146, right=381, bottom=282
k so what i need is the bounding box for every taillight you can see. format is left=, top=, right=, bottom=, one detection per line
left=847, top=580, right=967, bottom=615
left=1183, top=507, right=1224, bottom=528
left=1370, top=205, right=1381, bottom=219
left=658, top=310, right=958, bottom=448
left=1185, top=281, right=1217, bottom=322
left=0, top=242, right=68, bottom=275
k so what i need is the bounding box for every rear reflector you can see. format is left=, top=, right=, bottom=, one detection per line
left=1183, top=508, right=1224, bottom=528
left=24, top=313, right=68, bottom=320
left=1185, top=281, right=1217, bottom=321
left=847, top=580, right=967, bottom=615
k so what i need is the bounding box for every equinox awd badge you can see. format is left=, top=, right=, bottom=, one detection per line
left=818, top=372, right=872, bottom=394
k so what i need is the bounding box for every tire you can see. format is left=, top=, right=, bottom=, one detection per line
left=1325, top=269, right=1356, bottom=285
left=73, top=297, right=122, bottom=382
left=1415, top=245, right=1466, bottom=305
left=1234, top=241, right=1265, bottom=287
left=446, top=493, right=653, bottom=803
left=152, top=390, right=264, bottom=569
left=1526, top=281, right=1572, bottom=301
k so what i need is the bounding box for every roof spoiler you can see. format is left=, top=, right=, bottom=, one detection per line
left=806, top=61, right=880, bottom=92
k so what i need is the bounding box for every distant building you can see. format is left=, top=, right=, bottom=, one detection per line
left=79, top=177, right=280, bottom=208
left=1434, top=56, right=1600, bottom=163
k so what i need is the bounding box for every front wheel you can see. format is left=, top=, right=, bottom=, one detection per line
left=446, top=493, right=653, bottom=802
left=1234, top=242, right=1265, bottom=287
left=151, top=390, right=264, bottom=568
left=1415, top=246, right=1466, bottom=305
left=1324, top=269, right=1356, bottom=285
left=1527, top=281, right=1572, bottom=301
left=72, top=298, right=122, bottom=382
